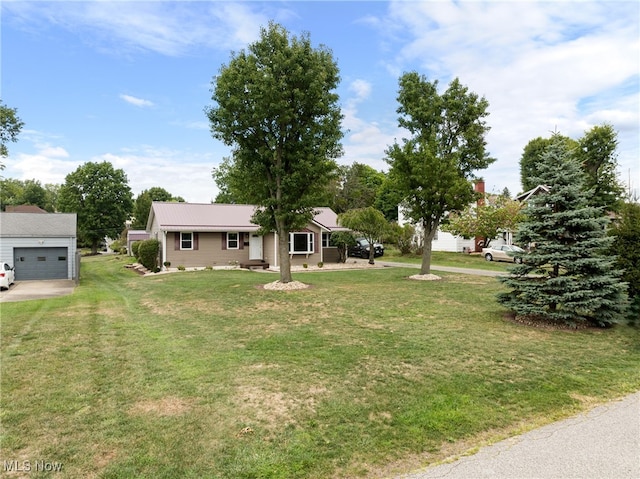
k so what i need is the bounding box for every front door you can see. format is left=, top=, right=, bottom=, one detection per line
left=249, top=234, right=263, bottom=260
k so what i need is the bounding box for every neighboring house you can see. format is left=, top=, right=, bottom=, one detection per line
left=516, top=184, right=550, bottom=204
left=5, top=205, right=48, bottom=213
left=0, top=212, right=78, bottom=280
left=126, top=230, right=150, bottom=255
left=146, top=202, right=349, bottom=269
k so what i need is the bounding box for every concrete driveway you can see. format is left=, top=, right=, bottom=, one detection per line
left=0, top=280, right=76, bottom=303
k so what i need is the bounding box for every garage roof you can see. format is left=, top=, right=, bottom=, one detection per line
left=0, top=212, right=77, bottom=237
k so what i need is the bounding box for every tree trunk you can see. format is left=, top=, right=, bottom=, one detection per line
left=91, top=240, right=99, bottom=256
left=368, top=246, right=375, bottom=265
left=420, top=223, right=437, bottom=275
left=276, top=220, right=293, bottom=283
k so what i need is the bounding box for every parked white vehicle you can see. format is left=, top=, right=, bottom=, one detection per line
left=483, top=245, right=525, bottom=264
left=0, top=262, right=15, bottom=290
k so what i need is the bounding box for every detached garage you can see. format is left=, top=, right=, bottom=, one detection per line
left=0, top=212, right=78, bottom=281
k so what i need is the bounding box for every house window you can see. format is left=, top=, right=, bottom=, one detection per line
left=322, top=233, right=330, bottom=248
left=180, top=232, right=193, bottom=250
left=227, top=232, right=239, bottom=249
left=289, top=232, right=314, bottom=254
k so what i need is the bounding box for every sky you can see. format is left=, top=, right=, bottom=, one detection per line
left=2, top=0, right=639, bottom=204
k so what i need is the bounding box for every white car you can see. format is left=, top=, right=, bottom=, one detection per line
left=0, top=262, right=15, bottom=290
left=483, top=245, right=525, bottom=264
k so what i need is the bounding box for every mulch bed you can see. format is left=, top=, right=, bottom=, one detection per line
left=504, top=312, right=596, bottom=331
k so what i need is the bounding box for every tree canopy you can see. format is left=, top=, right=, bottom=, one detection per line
left=386, top=72, right=494, bottom=274
left=0, top=100, right=24, bottom=169
left=519, top=125, right=624, bottom=212
left=131, top=187, right=184, bottom=229
left=576, top=124, right=624, bottom=212
left=58, top=161, right=133, bottom=254
left=499, top=136, right=626, bottom=327
left=206, top=22, right=343, bottom=283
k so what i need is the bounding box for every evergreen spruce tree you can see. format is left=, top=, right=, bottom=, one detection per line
left=498, top=136, right=626, bottom=327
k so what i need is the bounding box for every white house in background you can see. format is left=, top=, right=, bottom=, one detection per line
left=397, top=208, right=476, bottom=253
left=397, top=180, right=487, bottom=253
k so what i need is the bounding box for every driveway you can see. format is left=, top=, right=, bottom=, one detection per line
left=378, top=261, right=506, bottom=277
left=0, top=280, right=76, bottom=303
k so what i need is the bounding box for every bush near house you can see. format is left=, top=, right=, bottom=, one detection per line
left=137, top=239, right=160, bottom=271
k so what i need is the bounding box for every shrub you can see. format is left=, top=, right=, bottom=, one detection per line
left=137, top=239, right=160, bottom=271
left=317, top=262, right=324, bottom=268
left=177, top=265, right=186, bottom=271
left=395, top=223, right=415, bottom=255
left=302, top=263, right=308, bottom=269
left=131, top=241, right=142, bottom=259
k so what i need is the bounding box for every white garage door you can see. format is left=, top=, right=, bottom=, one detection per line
left=14, top=247, right=69, bottom=280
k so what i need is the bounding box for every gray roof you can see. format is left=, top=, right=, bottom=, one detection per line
left=0, top=212, right=77, bottom=237
left=148, top=202, right=347, bottom=232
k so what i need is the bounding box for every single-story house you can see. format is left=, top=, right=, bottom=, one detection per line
left=0, top=212, right=78, bottom=280
left=146, top=202, right=349, bottom=269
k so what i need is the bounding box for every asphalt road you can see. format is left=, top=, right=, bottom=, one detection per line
left=395, top=392, right=640, bottom=479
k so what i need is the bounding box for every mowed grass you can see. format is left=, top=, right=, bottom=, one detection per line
left=382, top=248, right=512, bottom=272
left=1, top=255, right=639, bottom=478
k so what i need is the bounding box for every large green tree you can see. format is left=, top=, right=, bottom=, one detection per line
left=519, top=135, right=578, bottom=193
left=131, top=187, right=184, bottom=229
left=0, top=100, right=24, bottom=169
left=206, top=22, right=343, bottom=283
left=333, top=162, right=385, bottom=214
left=386, top=73, right=494, bottom=275
left=576, top=124, right=624, bottom=212
left=499, top=136, right=626, bottom=327
left=58, top=161, right=133, bottom=254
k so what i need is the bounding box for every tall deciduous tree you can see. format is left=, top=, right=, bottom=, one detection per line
left=0, top=100, right=24, bottom=169
left=498, top=136, right=626, bottom=327
left=386, top=73, right=494, bottom=275
left=206, top=22, right=343, bottom=283
left=58, top=161, right=133, bottom=254
left=519, top=135, right=578, bottom=193
left=338, top=207, right=389, bottom=264
left=333, top=163, right=385, bottom=214
left=132, top=187, right=184, bottom=229
left=576, top=124, right=624, bottom=212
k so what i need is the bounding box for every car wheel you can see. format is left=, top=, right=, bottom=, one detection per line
left=361, top=251, right=369, bottom=259
left=484, top=253, right=493, bottom=262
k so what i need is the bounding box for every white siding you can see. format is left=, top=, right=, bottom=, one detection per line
left=0, top=236, right=77, bottom=280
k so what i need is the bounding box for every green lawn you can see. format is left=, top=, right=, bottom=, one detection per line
left=2, top=255, right=639, bottom=478
left=382, top=248, right=512, bottom=272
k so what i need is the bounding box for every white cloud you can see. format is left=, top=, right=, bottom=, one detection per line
left=3, top=1, right=274, bottom=56
left=120, top=94, right=154, bottom=108
left=368, top=0, right=639, bottom=195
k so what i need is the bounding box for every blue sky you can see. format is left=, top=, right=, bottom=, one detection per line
left=2, top=1, right=638, bottom=203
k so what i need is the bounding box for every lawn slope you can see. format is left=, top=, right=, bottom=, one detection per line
left=2, top=255, right=638, bottom=478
